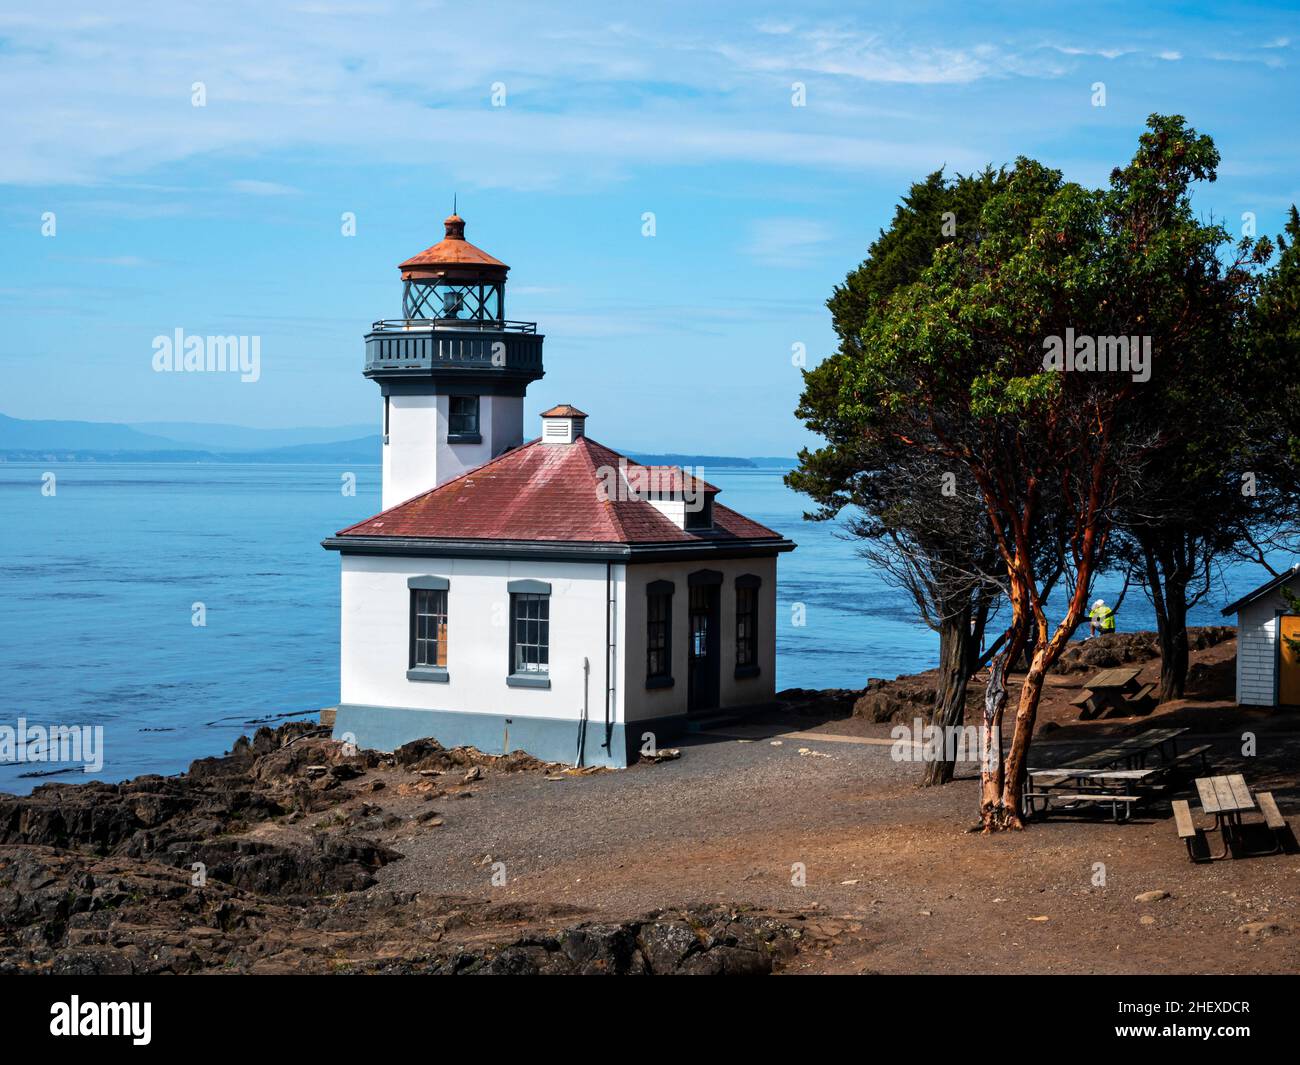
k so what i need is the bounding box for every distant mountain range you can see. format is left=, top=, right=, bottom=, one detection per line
left=0, top=413, right=793, bottom=469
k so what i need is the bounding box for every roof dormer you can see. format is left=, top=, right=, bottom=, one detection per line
left=623, top=463, right=718, bottom=530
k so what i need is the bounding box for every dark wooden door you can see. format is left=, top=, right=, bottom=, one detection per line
left=688, top=584, right=720, bottom=712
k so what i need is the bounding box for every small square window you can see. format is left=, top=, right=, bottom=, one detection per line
left=685, top=496, right=713, bottom=530
left=449, top=395, right=479, bottom=437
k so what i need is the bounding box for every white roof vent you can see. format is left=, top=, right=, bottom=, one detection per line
left=540, top=404, right=587, bottom=444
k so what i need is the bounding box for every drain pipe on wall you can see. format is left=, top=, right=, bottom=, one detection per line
left=602, top=562, right=614, bottom=755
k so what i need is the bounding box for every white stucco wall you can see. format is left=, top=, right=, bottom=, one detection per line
left=381, top=393, right=523, bottom=509
left=341, top=554, right=626, bottom=723
left=622, top=556, right=778, bottom=724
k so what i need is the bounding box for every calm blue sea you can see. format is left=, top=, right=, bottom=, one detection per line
left=0, top=462, right=1267, bottom=792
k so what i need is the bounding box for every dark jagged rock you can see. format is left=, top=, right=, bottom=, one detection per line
left=0, top=723, right=381, bottom=895
left=392, top=736, right=553, bottom=775
left=350, top=906, right=799, bottom=976
left=851, top=679, right=936, bottom=723
left=1052, top=626, right=1233, bottom=675
left=159, top=834, right=398, bottom=899
left=0, top=721, right=810, bottom=975
left=0, top=843, right=800, bottom=974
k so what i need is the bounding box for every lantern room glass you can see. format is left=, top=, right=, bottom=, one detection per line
left=402, top=280, right=504, bottom=323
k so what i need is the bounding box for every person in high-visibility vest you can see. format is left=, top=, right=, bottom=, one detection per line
left=1089, top=598, right=1116, bottom=638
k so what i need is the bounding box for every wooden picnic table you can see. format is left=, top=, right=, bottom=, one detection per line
left=1176, top=774, right=1290, bottom=861
left=1030, top=767, right=1159, bottom=785
left=1072, top=667, right=1157, bottom=719
left=1090, top=667, right=1142, bottom=690
left=1066, top=726, right=1189, bottom=770
left=1194, top=773, right=1256, bottom=859
left=1024, top=766, right=1160, bottom=822
left=1023, top=728, right=1196, bottom=822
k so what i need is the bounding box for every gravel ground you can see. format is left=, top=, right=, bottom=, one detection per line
left=363, top=713, right=1300, bottom=974
left=379, top=724, right=915, bottom=903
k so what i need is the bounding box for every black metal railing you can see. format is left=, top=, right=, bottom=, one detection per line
left=365, top=325, right=544, bottom=375
left=370, top=317, right=537, bottom=334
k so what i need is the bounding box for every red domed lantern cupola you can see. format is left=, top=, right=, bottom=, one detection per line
left=398, top=213, right=510, bottom=321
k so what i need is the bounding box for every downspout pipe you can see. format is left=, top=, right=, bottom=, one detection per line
left=602, top=562, right=613, bottom=754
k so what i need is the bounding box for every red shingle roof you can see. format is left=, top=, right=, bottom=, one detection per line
left=337, top=436, right=782, bottom=545
left=541, top=404, right=588, bottom=418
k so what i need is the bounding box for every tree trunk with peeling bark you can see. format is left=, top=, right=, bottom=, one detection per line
left=922, top=607, right=976, bottom=787
left=979, top=651, right=1009, bottom=827
left=995, top=577, right=1096, bottom=828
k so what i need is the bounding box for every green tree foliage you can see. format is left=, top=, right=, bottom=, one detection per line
left=797, top=115, right=1274, bottom=828
left=789, top=169, right=1009, bottom=787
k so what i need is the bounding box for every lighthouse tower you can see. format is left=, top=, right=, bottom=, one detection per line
left=365, top=214, right=545, bottom=509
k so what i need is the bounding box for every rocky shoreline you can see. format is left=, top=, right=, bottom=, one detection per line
left=1, top=625, right=1242, bottom=975
left=0, top=723, right=810, bottom=975
left=798, top=626, right=1237, bottom=725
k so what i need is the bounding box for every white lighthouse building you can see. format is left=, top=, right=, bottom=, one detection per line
left=324, top=214, right=794, bottom=767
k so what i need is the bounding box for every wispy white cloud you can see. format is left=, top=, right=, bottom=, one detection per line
left=721, top=29, right=1027, bottom=85
left=0, top=1, right=1293, bottom=193
left=1051, top=45, right=1137, bottom=60
left=742, top=217, right=833, bottom=268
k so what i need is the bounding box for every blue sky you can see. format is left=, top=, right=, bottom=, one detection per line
left=1, top=1, right=1297, bottom=455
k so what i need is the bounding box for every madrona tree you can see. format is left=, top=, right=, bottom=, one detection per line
left=828, top=115, right=1266, bottom=828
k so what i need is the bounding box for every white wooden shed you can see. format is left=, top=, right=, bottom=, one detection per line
left=1221, top=563, right=1300, bottom=707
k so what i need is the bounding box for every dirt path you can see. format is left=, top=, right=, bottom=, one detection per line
left=366, top=712, right=1300, bottom=974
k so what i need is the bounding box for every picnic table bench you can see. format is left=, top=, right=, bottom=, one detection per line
left=1024, top=767, right=1158, bottom=822
left=1025, top=727, right=1207, bottom=822
left=1071, top=667, right=1158, bottom=720
left=1063, top=727, right=1192, bottom=770
left=1171, top=774, right=1291, bottom=861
